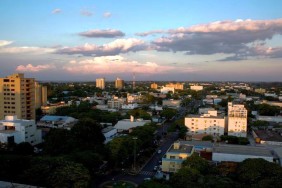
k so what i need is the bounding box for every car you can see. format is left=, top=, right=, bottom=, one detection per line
left=157, top=149, right=162, bottom=154
left=144, top=178, right=151, bottom=181
left=153, top=166, right=158, bottom=171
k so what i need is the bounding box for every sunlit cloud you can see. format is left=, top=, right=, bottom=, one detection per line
left=103, top=12, right=112, bottom=18
left=57, top=38, right=147, bottom=56
left=63, top=55, right=196, bottom=75
left=0, top=40, right=13, bottom=47
left=79, top=29, right=125, bottom=38
left=136, top=30, right=166, bottom=37
left=0, top=46, right=55, bottom=54
left=52, top=8, right=62, bottom=14
left=16, top=64, right=56, bottom=72
left=150, top=19, right=282, bottom=60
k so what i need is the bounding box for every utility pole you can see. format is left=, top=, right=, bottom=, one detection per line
left=133, top=137, right=138, bottom=173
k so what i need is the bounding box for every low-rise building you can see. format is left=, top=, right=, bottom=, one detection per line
left=37, top=115, right=78, bottom=129
left=162, top=99, right=181, bottom=109
left=102, top=126, right=117, bottom=143
left=114, top=116, right=151, bottom=133
left=160, top=86, right=175, bottom=94
left=252, top=130, right=282, bottom=146
left=41, top=102, right=69, bottom=114
left=162, top=142, right=194, bottom=173
left=190, top=85, right=203, bottom=91
left=212, top=144, right=274, bottom=163
left=121, top=103, right=139, bottom=110
left=107, top=97, right=126, bottom=109
left=0, top=115, right=42, bottom=146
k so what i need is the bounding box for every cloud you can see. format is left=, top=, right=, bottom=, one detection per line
left=80, top=10, right=93, bottom=17
left=57, top=38, right=147, bottom=56
left=103, top=12, right=112, bottom=18
left=135, top=30, right=166, bottom=37
left=0, top=46, right=55, bottom=54
left=16, top=64, right=55, bottom=72
left=0, top=40, right=13, bottom=47
left=149, top=19, right=282, bottom=59
left=63, top=55, right=195, bottom=75
left=79, top=29, right=125, bottom=38
left=52, top=8, right=62, bottom=14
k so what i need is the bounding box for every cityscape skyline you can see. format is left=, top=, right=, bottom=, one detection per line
left=1, top=0, right=282, bottom=82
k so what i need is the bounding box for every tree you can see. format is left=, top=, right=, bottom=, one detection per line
left=161, top=108, right=177, bottom=120
left=202, top=135, right=213, bottom=141
left=170, top=167, right=203, bottom=188
left=182, top=153, right=210, bottom=174
left=44, top=129, right=75, bottom=155
left=71, top=118, right=105, bottom=150
left=237, top=158, right=282, bottom=186
left=14, top=142, right=34, bottom=155
left=49, top=161, right=90, bottom=188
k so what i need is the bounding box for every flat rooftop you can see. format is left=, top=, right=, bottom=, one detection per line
left=186, top=114, right=225, bottom=119
left=168, top=144, right=194, bottom=154
left=213, top=144, right=273, bottom=157
left=254, top=130, right=282, bottom=142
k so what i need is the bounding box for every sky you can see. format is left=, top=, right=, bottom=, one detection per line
left=1, top=0, right=282, bottom=82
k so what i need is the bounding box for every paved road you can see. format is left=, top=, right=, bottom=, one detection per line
left=99, top=123, right=179, bottom=186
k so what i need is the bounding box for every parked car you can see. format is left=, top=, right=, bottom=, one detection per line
left=157, top=149, right=162, bottom=154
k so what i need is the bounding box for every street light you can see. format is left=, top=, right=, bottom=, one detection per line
left=132, top=137, right=138, bottom=173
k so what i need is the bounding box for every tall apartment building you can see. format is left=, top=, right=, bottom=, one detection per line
left=185, top=110, right=226, bottom=136
left=151, top=83, right=158, bottom=89
left=227, top=102, right=247, bottom=137
left=35, top=82, right=48, bottom=109
left=115, top=77, right=124, bottom=89
left=166, top=83, right=184, bottom=90
left=0, top=73, right=35, bottom=120
left=96, top=78, right=105, bottom=90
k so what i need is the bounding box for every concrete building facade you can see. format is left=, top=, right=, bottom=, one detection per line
left=0, top=73, right=35, bottom=120
left=227, top=102, right=247, bottom=137
left=96, top=78, right=105, bottom=90
left=0, top=115, right=42, bottom=146
left=185, top=110, right=226, bottom=136
left=115, top=77, right=124, bottom=89
left=162, top=142, right=194, bottom=173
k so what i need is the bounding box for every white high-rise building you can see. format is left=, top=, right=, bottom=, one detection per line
left=185, top=110, right=226, bottom=136
left=227, top=102, right=247, bottom=137
left=96, top=78, right=105, bottom=90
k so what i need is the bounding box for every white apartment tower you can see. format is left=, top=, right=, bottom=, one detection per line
left=185, top=110, right=226, bottom=136
left=96, top=78, right=105, bottom=90
left=227, top=102, right=247, bottom=137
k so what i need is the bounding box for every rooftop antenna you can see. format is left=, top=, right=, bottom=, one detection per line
left=133, top=72, right=136, bottom=92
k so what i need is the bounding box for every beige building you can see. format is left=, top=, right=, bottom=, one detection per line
left=190, top=85, right=203, bottom=91
left=0, top=73, right=35, bottom=120
left=151, top=83, right=158, bottom=89
left=185, top=110, right=226, bottom=136
left=162, top=142, right=194, bottom=173
left=227, top=102, right=247, bottom=137
left=96, top=78, right=105, bottom=90
left=35, top=82, right=47, bottom=109
left=166, top=83, right=184, bottom=90
left=115, top=77, right=124, bottom=89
